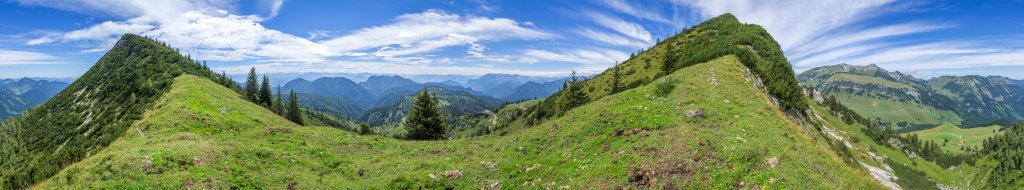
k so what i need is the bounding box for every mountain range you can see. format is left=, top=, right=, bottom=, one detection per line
left=0, top=78, right=69, bottom=119
left=799, top=63, right=1024, bottom=128
left=280, top=73, right=564, bottom=130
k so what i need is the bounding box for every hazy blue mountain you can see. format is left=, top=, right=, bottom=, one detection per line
left=282, top=75, right=502, bottom=127
left=282, top=77, right=376, bottom=107
left=465, top=73, right=535, bottom=98
left=439, top=80, right=463, bottom=87
left=0, top=78, right=69, bottom=119
left=359, top=75, right=420, bottom=96
left=503, top=79, right=566, bottom=102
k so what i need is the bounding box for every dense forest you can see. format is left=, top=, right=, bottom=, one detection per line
left=982, top=124, right=1024, bottom=188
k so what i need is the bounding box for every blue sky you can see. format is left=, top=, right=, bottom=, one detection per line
left=0, top=0, right=1022, bottom=79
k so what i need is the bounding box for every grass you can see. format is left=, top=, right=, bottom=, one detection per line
left=836, top=94, right=962, bottom=127
left=826, top=73, right=913, bottom=89
left=808, top=99, right=990, bottom=189
left=34, top=56, right=882, bottom=189
left=906, top=124, right=1002, bottom=154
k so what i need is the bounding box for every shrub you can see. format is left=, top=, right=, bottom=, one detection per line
left=654, top=77, right=676, bottom=97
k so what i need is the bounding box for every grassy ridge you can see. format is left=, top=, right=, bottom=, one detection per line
left=528, top=13, right=806, bottom=125
left=36, top=57, right=881, bottom=189
left=0, top=34, right=232, bottom=189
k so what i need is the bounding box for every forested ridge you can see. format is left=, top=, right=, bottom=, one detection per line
left=0, top=34, right=238, bottom=188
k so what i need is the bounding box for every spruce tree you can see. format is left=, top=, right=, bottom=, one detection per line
left=286, top=90, right=304, bottom=125
left=662, top=41, right=677, bottom=75
left=404, top=88, right=446, bottom=140
left=274, top=85, right=284, bottom=115
left=556, top=71, right=588, bottom=115
left=358, top=122, right=373, bottom=135
left=244, top=67, right=259, bottom=102
left=259, top=74, right=273, bottom=107
left=610, top=62, right=622, bottom=94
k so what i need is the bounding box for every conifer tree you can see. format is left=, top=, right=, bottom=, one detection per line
left=404, top=88, right=446, bottom=140
left=244, top=67, right=259, bottom=102
left=358, top=122, right=373, bottom=135
left=556, top=71, right=588, bottom=114
left=220, top=71, right=229, bottom=85
left=286, top=90, right=304, bottom=125
left=662, top=41, right=677, bottom=75
left=259, top=74, right=273, bottom=107
left=610, top=62, right=622, bottom=94
left=273, top=85, right=284, bottom=115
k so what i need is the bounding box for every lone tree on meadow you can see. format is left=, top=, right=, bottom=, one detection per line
left=244, top=67, right=259, bottom=102
left=404, top=88, right=446, bottom=140
left=286, top=90, right=304, bottom=125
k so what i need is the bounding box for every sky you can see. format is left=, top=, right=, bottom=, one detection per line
left=0, top=0, right=1022, bottom=79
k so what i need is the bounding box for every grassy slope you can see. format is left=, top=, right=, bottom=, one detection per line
left=809, top=101, right=992, bottom=189
left=907, top=124, right=1003, bottom=154
left=37, top=57, right=881, bottom=189
left=836, top=94, right=962, bottom=126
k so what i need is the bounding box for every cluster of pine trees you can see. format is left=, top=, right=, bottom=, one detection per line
left=555, top=71, right=588, bottom=115
left=981, top=124, right=1024, bottom=187
left=240, top=67, right=303, bottom=125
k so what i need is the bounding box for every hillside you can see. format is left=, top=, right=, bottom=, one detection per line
left=0, top=34, right=233, bottom=189
left=521, top=13, right=806, bottom=127
left=34, top=56, right=883, bottom=189
left=799, top=63, right=1024, bottom=129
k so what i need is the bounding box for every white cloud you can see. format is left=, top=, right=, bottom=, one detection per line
left=599, top=0, right=673, bottom=24
left=0, top=49, right=62, bottom=65
left=216, top=60, right=566, bottom=77
left=262, top=0, right=285, bottom=18
left=524, top=48, right=628, bottom=66
left=15, top=0, right=237, bottom=21
left=790, top=22, right=952, bottom=61
left=576, top=28, right=649, bottom=48
left=28, top=8, right=333, bottom=62
left=836, top=41, right=1024, bottom=70
left=585, top=11, right=652, bottom=44
left=320, top=9, right=556, bottom=56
